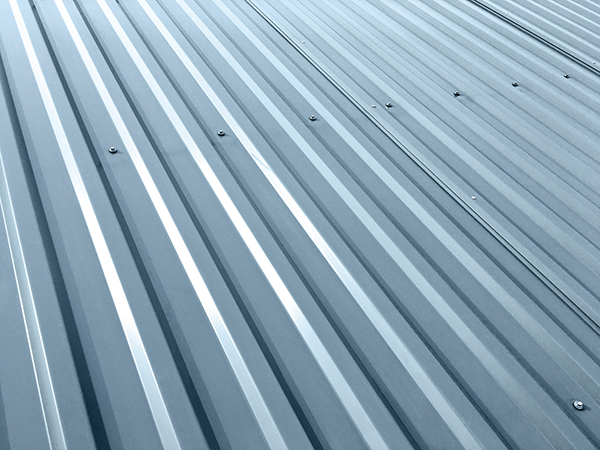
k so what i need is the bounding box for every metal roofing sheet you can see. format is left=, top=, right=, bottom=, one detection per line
left=0, top=0, right=598, bottom=449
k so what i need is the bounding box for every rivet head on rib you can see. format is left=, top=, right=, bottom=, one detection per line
left=217, top=130, right=225, bottom=137
left=512, top=82, right=519, bottom=87
left=309, top=115, right=317, bottom=121
left=573, top=400, right=584, bottom=411
left=386, top=102, right=392, bottom=108
left=108, top=146, right=117, bottom=154
left=453, top=91, right=460, bottom=97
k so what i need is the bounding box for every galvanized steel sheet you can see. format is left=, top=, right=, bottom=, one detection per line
left=0, top=0, right=599, bottom=448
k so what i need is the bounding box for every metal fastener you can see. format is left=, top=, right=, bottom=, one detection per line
left=217, top=130, right=225, bottom=136
left=108, top=146, right=117, bottom=154
left=309, top=115, right=317, bottom=121
left=573, top=400, right=584, bottom=411
left=471, top=196, right=477, bottom=200
left=512, top=82, right=519, bottom=87
left=371, top=105, right=376, bottom=108
left=386, top=102, right=392, bottom=108
left=453, top=91, right=460, bottom=97
left=564, top=74, right=570, bottom=78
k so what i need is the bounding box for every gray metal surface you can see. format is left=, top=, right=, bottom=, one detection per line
left=0, top=0, right=598, bottom=448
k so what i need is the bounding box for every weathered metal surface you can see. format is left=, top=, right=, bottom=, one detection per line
left=0, top=0, right=598, bottom=448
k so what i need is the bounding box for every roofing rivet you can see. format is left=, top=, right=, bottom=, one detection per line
left=564, top=74, right=570, bottom=78
left=302, top=40, right=306, bottom=43
left=386, top=102, right=392, bottom=108
left=512, top=81, right=519, bottom=87
left=593, top=61, right=596, bottom=65
left=108, top=146, right=117, bottom=154
left=453, top=91, right=461, bottom=97
left=217, top=130, right=225, bottom=136
left=573, top=400, right=584, bottom=411
left=471, top=196, right=477, bottom=200
left=371, top=105, right=376, bottom=108
left=309, top=115, right=317, bottom=121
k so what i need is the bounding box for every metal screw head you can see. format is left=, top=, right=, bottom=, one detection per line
left=471, top=196, right=477, bottom=200
left=386, top=102, right=392, bottom=108
left=453, top=91, right=460, bottom=97
left=309, top=115, right=316, bottom=121
left=217, top=130, right=225, bottom=136
left=371, top=105, right=376, bottom=108
left=108, top=146, right=117, bottom=154
left=573, top=400, right=584, bottom=411
left=512, top=81, right=519, bottom=87
left=564, top=74, right=570, bottom=78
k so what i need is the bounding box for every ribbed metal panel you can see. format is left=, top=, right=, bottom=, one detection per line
left=0, top=0, right=598, bottom=448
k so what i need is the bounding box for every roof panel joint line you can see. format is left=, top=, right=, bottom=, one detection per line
left=0, top=150, right=67, bottom=450
left=243, top=0, right=600, bottom=337
left=465, top=0, right=600, bottom=76
left=10, top=0, right=181, bottom=447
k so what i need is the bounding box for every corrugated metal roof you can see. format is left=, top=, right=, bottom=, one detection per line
left=0, top=0, right=598, bottom=448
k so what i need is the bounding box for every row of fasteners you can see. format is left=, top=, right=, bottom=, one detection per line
left=108, top=74, right=577, bottom=152
left=108, top=69, right=576, bottom=151
left=454, top=76, right=572, bottom=96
